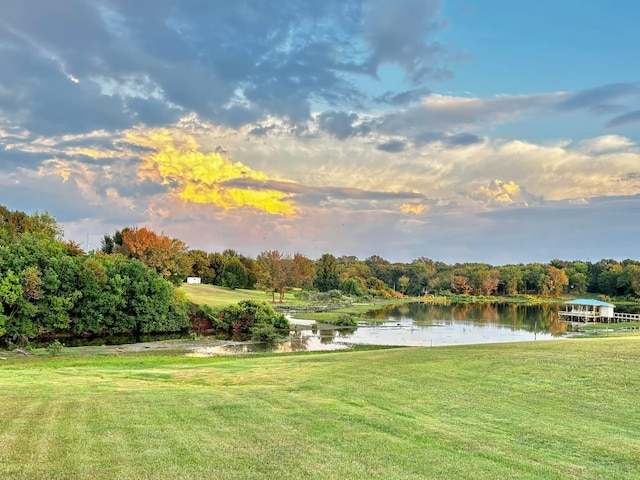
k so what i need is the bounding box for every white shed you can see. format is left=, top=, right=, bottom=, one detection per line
left=186, top=277, right=202, bottom=284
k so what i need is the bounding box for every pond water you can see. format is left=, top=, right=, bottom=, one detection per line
left=194, top=302, right=568, bottom=355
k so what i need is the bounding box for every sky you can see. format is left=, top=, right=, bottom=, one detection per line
left=1, top=0, right=639, bottom=265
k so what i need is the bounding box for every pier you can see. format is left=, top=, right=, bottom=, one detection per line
left=559, top=299, right=640, bottom=323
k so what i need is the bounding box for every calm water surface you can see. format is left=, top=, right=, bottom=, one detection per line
left=204, top=302, right=568, bottom=355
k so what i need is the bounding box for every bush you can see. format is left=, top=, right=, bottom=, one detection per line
left=327, top=289, right=343, bottom=301
left=340, top=278, right=365, bottom=296
left=250, top=324, right=278, bottom=343
left=46, top=339, right=65, bottom=356
left=217, top=300, right=290, bottom=334
left=323, top=314, right=359, bottom=327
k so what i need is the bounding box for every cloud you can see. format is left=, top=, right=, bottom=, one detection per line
left=399, top=203, right=428, bottom=215
left=573, top=135, right=635, bottom=154
left=377, top=140, right=407, bottom=153
left=0, top=0, right=459, bottom=137
left=557, top=83, right=640, bottom=114
left=605, top=110, right=640, bottom=128
left=361, top=0, right=451, bottom=82
left=124, top=129, right=297, bottom=216
left=374, top=87, right=431, bottom=105
left=317, top=111, right=361, bottom=139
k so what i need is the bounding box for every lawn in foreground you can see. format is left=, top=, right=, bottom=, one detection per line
left=1, top=337, right=639, bottom=479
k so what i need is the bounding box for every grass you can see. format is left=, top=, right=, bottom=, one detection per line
left=180, top=284, right=302, bottom=307
left=580, top=321, right=640, bottom=331
left=1, top=336, right=640, bottom=479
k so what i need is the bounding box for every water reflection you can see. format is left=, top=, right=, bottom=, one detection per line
left=38, top=302, right=569, bottom=355
left=195, top=303, right=567, bottom=355
left=362, top=302, right=567, bottom=336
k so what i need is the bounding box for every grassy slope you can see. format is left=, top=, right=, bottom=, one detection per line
left=180, top=284, right=301, bottom=307
left=2, top=337, right=640, bottom=479
left=180, top=284, right=404, bottom=321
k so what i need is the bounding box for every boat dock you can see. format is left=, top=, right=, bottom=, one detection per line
left=559, top=298, right=640, bottom=323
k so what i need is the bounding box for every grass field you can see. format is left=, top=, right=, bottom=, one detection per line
left=180, top=284, right=302, bottom=307
left=2, top=336, right=640, bottom=479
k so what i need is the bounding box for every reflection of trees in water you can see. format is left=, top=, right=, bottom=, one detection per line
left=500, top=304, right=525, bottom=329
left=361, top=301, right=564, bottom=334
left=548, top=317, right=568, bottom=336
left=336, top=327, right=357, bottom=337
left=319, top=329, right=336, bottom=344
left=286, top=330, right=311, bottom=351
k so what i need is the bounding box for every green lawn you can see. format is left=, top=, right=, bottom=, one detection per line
left=180, top=284, right=302, bottom=307
left=580, top=321, right=640, bottom=331
left=2, top=336, right=639, bottom=479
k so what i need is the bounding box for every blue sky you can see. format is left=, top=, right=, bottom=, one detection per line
left=1, top=0, right=639, bottom=264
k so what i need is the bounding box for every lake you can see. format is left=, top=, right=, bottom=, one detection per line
left=193, top=302, right=568, bottom=355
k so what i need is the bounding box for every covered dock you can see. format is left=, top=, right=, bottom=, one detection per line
left=559, top=299, right=640, bottom=323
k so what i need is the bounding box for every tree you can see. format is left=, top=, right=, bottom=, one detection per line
left=546, top=266, right=569, bottom=297
left=339, top=277, right=365, bottom=296
left=220, top=257, right=249, bottom=289
left=115, top=226, right=190, bottom=285
left=217, top=299, right=289, bottom=337
left=313, top=254, right=340, bottom=292
left=291, top=252, right=315, bottom=288
left=499, top=265, right=524, bottom=295
left=397, top=275, right=410, bottom=295
left=256, top=250, right=290, bottom=302
left=365, top=255, right=392, bottom=286
left=451, top=275, right=471, bottom=294
left=0, top=206, right=62, bottom=239
left=474, top=268, right=500, bottom=296
left=187, top=249, right=212, bottom=280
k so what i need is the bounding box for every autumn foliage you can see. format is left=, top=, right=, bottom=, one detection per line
left=115, top=227, right=191, bottom=285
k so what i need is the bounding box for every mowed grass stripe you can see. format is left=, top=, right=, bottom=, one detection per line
left=1, top=336, right=639, bottom=479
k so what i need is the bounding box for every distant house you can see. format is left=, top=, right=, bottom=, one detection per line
left=186, top=277, right=201, bottom=284
left=559, top=299, right=615, bottom=323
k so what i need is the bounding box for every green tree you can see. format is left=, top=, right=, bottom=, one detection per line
left=314, top=254, right=340, bottom=292
left=220, top=257, right=249, bottom=289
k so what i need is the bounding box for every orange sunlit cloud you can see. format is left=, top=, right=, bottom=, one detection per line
left=125, top=129, right=296, bottom=215
left=399, top=203, right=427, bottom=215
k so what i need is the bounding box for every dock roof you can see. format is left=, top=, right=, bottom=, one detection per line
left=565, top=299, right=615, bottom=307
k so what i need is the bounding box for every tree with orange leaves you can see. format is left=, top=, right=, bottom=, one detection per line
left=116, top=227, right=190, bottom=285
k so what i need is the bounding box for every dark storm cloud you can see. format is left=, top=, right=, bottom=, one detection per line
left=605, top=110, right=640, bottom=128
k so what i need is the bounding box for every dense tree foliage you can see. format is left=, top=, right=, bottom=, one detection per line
left=313, top=253, right=340, bottom=292
left=1, top=207, right=189, bottom=343
left=102, top=227, right=190, bottom=285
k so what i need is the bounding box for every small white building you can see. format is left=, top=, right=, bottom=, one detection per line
left=186, top=277, right=202, bottom=284
left=559, top=299, right=615, bottom=323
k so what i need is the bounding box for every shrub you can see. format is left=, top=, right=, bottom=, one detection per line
left=250, top=324, right=278, bottom=343
left=46, top=339, right=65, bottom=356
left=218, top=300, right=290, bottom=334
left=327, top=289, right=343, bottom=301
left=323, top=314, right=359, bottom=327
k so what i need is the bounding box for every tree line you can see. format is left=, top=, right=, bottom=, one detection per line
left=100, top=221, right=640, bottom=301
left=3, top=204, right=639, bottom=344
